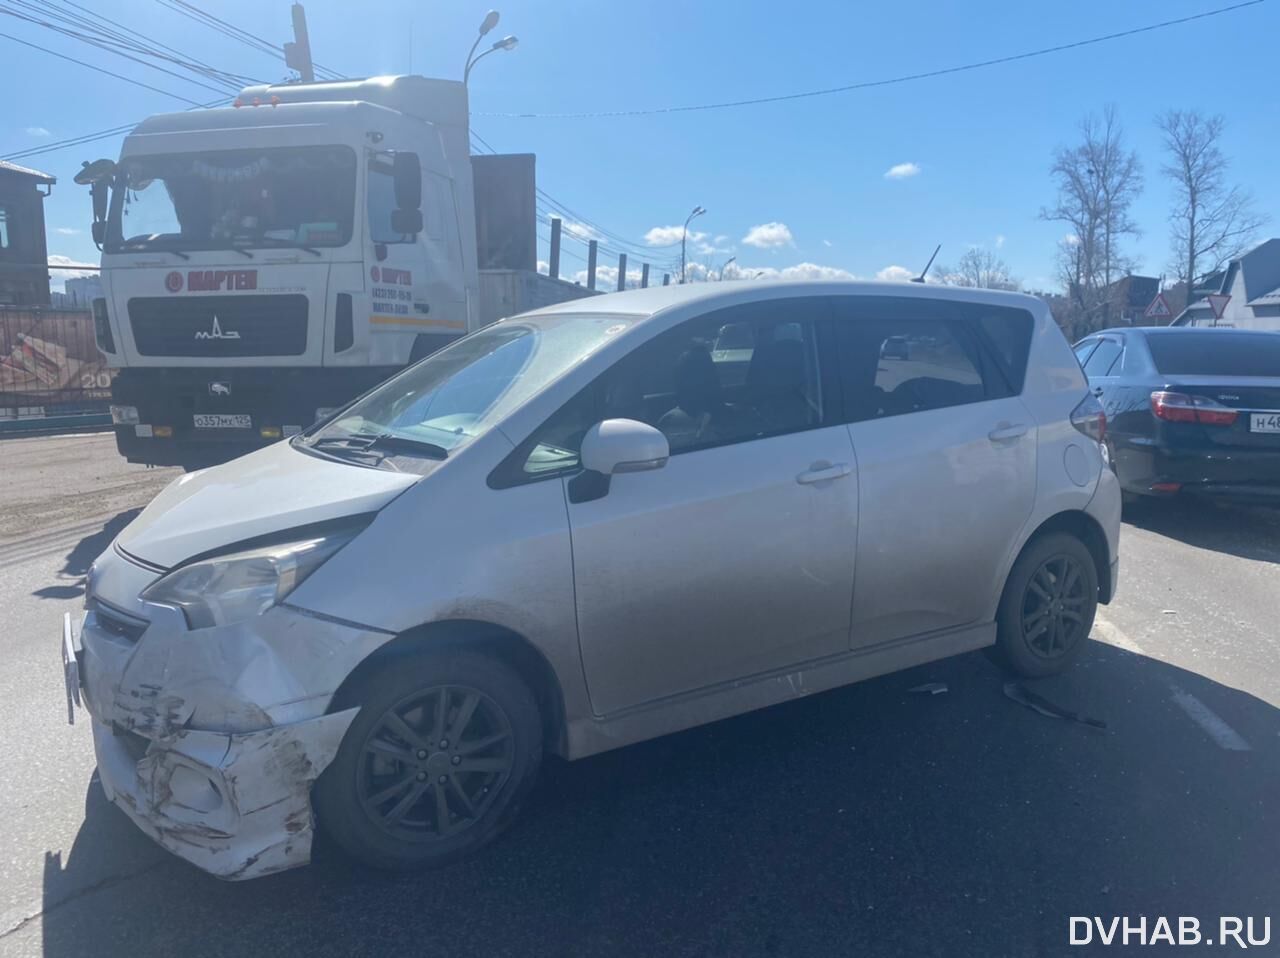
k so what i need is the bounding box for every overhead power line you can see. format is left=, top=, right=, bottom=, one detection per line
left=0, top=28, right=206, bottom=104
left=1, top=97, right=229, bottom=162
left=477, top=0, right=1268, bottom=119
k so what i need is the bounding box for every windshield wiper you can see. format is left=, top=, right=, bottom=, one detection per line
left=120, top=242, right=189, bottom=261
left=253, top=236, right=322, bottom=257
left=308, top=432, right=448, bottom=461
left=228, top=246, right=255, bottom=259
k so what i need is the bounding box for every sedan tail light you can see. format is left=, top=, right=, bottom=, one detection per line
left=1150, top=391, right=1238, bottom=426
left=1071, top=393, right=1106, bottom=442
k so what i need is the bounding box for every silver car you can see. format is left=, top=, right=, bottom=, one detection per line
left=62, top=281, right=1120, bottom=879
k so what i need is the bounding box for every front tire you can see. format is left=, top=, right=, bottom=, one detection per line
left=315, top=647, right=542, bottom=870
left=994, top=533, right=1098, bottom=678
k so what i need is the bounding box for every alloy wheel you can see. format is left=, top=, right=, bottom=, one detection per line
left=356, top=685, right=515, bottom=843
left=1020, top=554, right=1090, bottom=659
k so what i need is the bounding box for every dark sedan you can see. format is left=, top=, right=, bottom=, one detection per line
left=1075, top=327, right=1280, bottom=502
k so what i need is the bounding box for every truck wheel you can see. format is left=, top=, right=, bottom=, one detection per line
left=993, top=533, right=1098, bottom=678
left=315, top=648, right=542, bottom=870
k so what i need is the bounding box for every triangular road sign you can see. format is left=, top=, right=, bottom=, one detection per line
left=1143, top=293, right=1172, bottom=319
left=1205, top=294, right=1231, bottom=320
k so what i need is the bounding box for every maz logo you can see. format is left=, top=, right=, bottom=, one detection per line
left=194, top=315, right=241, bottom=341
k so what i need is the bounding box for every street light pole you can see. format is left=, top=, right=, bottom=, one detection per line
left=680, top=205, right=705, bottom=284
left=719, top=255, right=736, bottom=281
left=464, top=11, right=517, bottom=86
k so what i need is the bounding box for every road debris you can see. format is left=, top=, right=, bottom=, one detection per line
left=908, top=682, right=948, bottom=695
left=1002, top=681, right=1107, bottom=730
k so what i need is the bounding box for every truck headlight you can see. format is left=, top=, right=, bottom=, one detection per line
left=140, top=533, right=354, bottom=629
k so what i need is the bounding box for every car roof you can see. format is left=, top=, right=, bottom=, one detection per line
left=524, top=279, right=1046, bottom=320
left=1096, top=326, right=1276, bottom=338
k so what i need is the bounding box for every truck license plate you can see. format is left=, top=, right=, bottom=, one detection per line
left=194, top=414, right=251, bottom=429
left=1249, top=412, right=1280, bottom=434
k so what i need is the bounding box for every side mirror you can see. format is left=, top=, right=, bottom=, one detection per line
left=91, top=221, right=107, bottom=246
left=580, top=419, right=669, bottom=475
left=390, top=208, right=423, bottom=236
left=392, top=152, right=422, bottom=211
left=90, top=179, right=109, bottom=224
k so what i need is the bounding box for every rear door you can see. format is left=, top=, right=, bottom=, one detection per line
left=834, top=296, right=1037, bottom=648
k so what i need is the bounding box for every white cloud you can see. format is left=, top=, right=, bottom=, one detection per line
left=721, top=261, right=856, bottom=282
left=884, top=162, right=921, bottom=180
left=644, top=224, right=706, bottom=246
left=572, top=264, right=647, bottom=290
left=25, top=126, right=50, bottom=137
left=560, top=220, right=602, bottom=243
left=822, top=239, right=833, bottom=248
left=695, top=238, right=732, bottom=255
left=537, top=260, right=549, bottom=275
left=1063, top=233, right=1080, bottom=247
left=876, top=265, right=916, bottom=283
left=55, top=227, right=80, bottom=236
left=995, top=234, right=1006, bottom=249
left=47, top=254, right=99, bottom=292
left=741, top=222, right=794, bottom=249
left=714, top=235, right=729, bottom=245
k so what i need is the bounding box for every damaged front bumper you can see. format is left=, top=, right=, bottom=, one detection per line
left=89, top=706, right=356, bottom=880
left=65, top=551, right=389, bottom=880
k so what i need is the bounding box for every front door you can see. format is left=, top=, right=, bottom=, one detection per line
left=834, top=297, right=1038, bottom=647
left=562, top=300, right=859, bottom=716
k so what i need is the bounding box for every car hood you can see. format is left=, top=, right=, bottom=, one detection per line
left=115, top=441, right=420, bottom=568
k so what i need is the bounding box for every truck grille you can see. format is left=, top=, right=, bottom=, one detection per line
left=128, top=295, right=308, bottom=357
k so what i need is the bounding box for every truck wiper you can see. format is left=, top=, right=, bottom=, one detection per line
left=120, top=242, right=189, bottom=261
left=228, top=246, right=255, bottom=259
left=253, top=237, right=322, bottom=257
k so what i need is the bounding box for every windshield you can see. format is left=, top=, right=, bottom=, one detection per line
left=106, top=145, right=356, bottom=253
left=1148, top=332, right=1280, bottom=378
left=300, top=313, right=636, bottom=471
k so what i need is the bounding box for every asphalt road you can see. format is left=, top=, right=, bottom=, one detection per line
left=1, top=434, right=1278, bottom=957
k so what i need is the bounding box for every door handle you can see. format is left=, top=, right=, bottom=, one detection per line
left=796, top=463, right=851, bottom=484
left=1093, top=386, right=1105, bottom=397
left=988, top=422, right=1029, bottom=442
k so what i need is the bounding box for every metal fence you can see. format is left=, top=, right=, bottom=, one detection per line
left=0, top=308, right=113, bottom=420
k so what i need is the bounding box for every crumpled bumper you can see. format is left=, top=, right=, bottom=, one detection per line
left=90, top=707, right=356, bottom=880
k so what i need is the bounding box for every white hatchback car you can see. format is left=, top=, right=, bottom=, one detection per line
left=63, top=281, right=1120, bottom=879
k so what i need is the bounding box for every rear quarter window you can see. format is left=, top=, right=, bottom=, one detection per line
left=973, top=307, right=1034, bottom=393
left=1146, top=333, right=1280, bottom=377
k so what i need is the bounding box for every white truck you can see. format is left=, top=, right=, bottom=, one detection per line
left=78, top=74, right=593, bottom=468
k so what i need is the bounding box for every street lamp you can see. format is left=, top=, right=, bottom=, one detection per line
left=680, top=205, right=705, bottom=284
left=464, top=11, right=518, bottom=85
left=718, top=255, right=736, bottom=281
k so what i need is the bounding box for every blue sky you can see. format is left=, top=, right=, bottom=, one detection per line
left=4, top=0, right=1278, bottom=291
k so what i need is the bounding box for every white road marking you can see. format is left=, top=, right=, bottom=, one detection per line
left=1167, top=684, right=1253, bottom=752
left=1093, top=610, right=1252, bottom=752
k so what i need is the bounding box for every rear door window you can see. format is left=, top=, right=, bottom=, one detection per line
left=1073, top=340, right=1098, bottom=366
left=833, top=300, right=995, bottom=421
left=1082, top=338, right=1123, bottom=377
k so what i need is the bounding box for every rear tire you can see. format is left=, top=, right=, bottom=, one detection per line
left=994, top=533, right=1098, bottom=678
left=315, top=647, right=542, bottom=870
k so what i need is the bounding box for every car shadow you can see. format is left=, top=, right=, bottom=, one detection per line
left=1123, top=496, right=1280, bottom=564
left=30, top=509, right=140, bottom=600
left=38, top=642, right=1280, bottom=957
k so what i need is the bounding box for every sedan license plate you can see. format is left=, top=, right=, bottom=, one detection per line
left=1249, top=412, right=1280, bottom=434
left=193, top=413, right=251, bottom=429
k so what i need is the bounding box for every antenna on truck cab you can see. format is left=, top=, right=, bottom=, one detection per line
left=912, top=244, right=940, bottom=283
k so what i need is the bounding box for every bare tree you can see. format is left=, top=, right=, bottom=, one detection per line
left=1041, top=106, right=1143, bottom=333
left=936, top=246, right=1019, bottom=291
left=1157, top=110, right=1266, bottom=287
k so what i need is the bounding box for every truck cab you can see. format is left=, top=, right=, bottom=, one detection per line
left=90, top=76, right=481, bottom=467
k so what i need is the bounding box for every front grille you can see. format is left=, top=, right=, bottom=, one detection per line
left=129, top=294, right=308, bottom=357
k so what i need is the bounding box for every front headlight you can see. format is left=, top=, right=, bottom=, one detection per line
left=140, top=533, right=353, bottom=629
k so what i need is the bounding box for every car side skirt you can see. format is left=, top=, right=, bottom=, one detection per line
left=564, top=621, right=994, bottom=759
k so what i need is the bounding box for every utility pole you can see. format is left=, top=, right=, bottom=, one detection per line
left=640, top=263, right=650, bottom=288
left=587, top=240, right=598, bottom=291
left=616, top=253, right=627, bottom=291
left=548, top=217, right=562, bottom=280
left=284, top=3, right=315, bottom=82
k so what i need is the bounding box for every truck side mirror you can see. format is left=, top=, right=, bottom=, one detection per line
left=91, top=221, right=107, bottom=246
left=392, top=152, right=422, bottom=212
left=90, top=178, right=108, bottom=224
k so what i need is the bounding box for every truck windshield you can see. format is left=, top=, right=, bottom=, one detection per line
left=106, top=145, right=356, bottom=253
left=299, top=313, right=636, bottom=472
